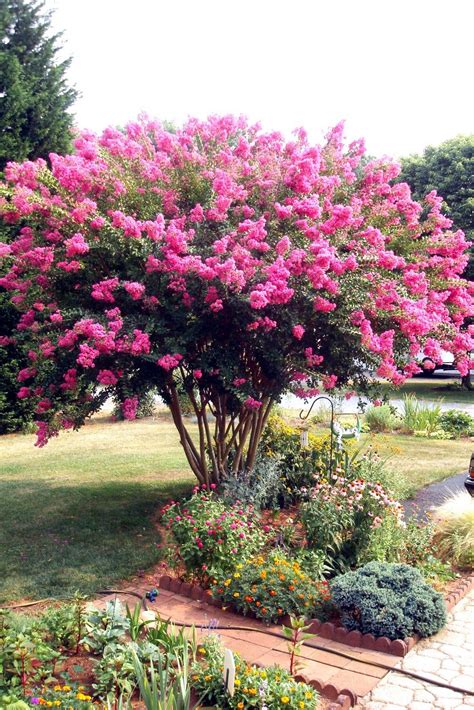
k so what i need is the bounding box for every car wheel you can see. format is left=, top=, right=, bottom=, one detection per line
left=422, top=358, right=435, bottom=376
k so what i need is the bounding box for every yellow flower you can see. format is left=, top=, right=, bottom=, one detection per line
left=299, top=703, right=305, bottom=709
left=204, top=674, right=212, bottom=682
left=237, top=704, right=244, bottom=709
left=233, top=572, right=241, bottom=578
left=54, top=702, right=61, bottom=707
left=224, top=579, right=231, bottom=586
left=233, top=592, right=240, bottom=597
left=234, top=679, right=241, bottom=686
left=62, top=686, right=71, bottom=692
left=198, top=646, right=206, bottom=655
left=281, top=696, right=290, bottom=704
left=53, top=686, right=62, bottom=692
left=260, top=671, right=267, bottom=679
left=249, top=688, right=257, bottom=695
left=305, top=691, right=313, bottom=699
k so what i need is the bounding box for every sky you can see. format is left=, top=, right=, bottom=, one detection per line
left=46, top=0, right=474, bottom=159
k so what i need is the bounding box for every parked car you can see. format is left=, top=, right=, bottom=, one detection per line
left=465, top=452, right=474, bottom=497
left=417, top=349, right=456, bottom=376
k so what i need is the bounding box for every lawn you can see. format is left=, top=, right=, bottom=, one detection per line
left=379, top=376, right=474, bottom=405
left=0, top=413, right=194, bottom=603
left=0, top=412, right=471, bottom=603
left=358, top=433, right=470, bottom=498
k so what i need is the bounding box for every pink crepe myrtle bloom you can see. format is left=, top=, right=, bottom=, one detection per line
left=157, top=353, right=183, bottom=371
left=97, top=369, right=118, bottom=385
left=292, top=324, right=305, bottom=340
left=244, top=397, right=263, bottom=410
left=122, top=396, right=139, bottom=420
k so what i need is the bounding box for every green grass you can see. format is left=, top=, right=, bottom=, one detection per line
left=0, top=414, right=194, bottom=603
left=0, top=411, right=471, bottom=603
left=358, top=433, right=470, bottom=498
left=379, top=377, right=474, bottom=405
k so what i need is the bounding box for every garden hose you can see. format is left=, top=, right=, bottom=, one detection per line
left=3, top=590, right=472, bottom=698
left=98, top=589, right=474, bottom=698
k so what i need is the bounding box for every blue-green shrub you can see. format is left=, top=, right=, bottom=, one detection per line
left=331, top=562, right=446, bottom=639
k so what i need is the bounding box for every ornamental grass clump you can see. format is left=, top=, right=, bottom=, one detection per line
left=331, top=561, right=446, bottom=640
left=211, top=550, right=330, bottom=624
left=432, top=492, right=474, bottom=570
left=191, top=635, right=318, bottom=709
left=162, top=487, right=268, bottom=584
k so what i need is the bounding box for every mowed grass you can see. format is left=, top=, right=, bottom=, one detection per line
left=379, top=376, right=474, bottom=405
left=0, top=411, right=471, bottom=602
left=359, top=433, right=470, bottom=498
left=0, top=414, right=194, bottom=603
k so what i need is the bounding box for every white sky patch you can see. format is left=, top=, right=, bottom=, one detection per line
left=45, top=0, right=473, bottom=158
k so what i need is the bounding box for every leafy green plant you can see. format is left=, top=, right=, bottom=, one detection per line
left=191, top=635, right=319, bottom=709
left=39, top=594, right=88, bottom=654
left=82, top=600, right=129, bottom=654
left=432, top=492, right=474, bottom=569
left=259, top=415, right=331, bottom=506
left=220, top=455, right=282, bottom=510
left=331, top=562, right=446, bottom=639
left=439, top=410, right=474, bottom=438
left=132, top=643, right=196, bottom=710
left=364, top=404, right=399, bottom=433
left=301, top=472, right=404, bottom=568
left=0, top=611, right=62, bottom=695
left=162, top=488, right=268, bottom=584
left=211, top=550, right=330, bottom=623
left=281, top=617, right=315, bottom=676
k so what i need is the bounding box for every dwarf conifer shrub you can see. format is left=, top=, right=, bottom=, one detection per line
left=330, top=562, right=446, bottom=639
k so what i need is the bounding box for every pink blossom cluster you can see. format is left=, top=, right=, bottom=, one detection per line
left=0, top=114, right=472, bottom=447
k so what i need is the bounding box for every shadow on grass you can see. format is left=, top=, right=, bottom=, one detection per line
left=0, top=478, right=192, bottom=603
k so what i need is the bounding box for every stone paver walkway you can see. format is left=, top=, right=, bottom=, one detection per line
left=356, top=590, right=474, bottom=710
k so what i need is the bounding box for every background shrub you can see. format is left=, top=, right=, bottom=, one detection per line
left=439, top=410, right=474, bottom=438
left=401, top=395, right=442, bottom=435
left=365, top=404, right=399, bottom=433
left=331, top=562, right=446, bottom=639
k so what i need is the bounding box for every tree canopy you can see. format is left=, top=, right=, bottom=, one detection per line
left=400, top=135, right=474, bottom=281
left=0, top=0, right=78, bottom=171
left=0, top=116, right=472, bottom=481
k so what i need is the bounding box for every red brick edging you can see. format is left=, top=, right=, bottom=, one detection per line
left=306, top=573, right=474, bottom=658
left=158, top=573, right=473, bottom=658
left=157, top=573, right=473, bottom=706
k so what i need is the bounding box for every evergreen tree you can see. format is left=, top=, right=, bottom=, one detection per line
left=0, top=0, right=78, bottom=432
left=0, top=0, right=78, bottom=170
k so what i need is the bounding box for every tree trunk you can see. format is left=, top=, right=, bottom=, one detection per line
left=461, top=372, right=472, bottom=390
left=164, top=375, right=274, bottom=484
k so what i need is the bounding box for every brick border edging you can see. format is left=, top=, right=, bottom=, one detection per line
left=157, top=573, right=473, bottom=707
left=306, top=573, right=474, bottom=658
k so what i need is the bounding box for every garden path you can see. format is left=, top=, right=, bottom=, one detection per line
left=356, top=590, right=474, bottom=710
left=403, top=472, right=469, bottom=519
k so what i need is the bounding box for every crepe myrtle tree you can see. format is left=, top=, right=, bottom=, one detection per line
left=0, top=116, right=473, bottom=484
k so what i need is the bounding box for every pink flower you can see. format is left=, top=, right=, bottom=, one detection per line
left=244, top=397, right=263, bottom=410
left=65, top=233, right=89, bottom=257
left=193, top=369, right=203, bottom=379
left=122, top=396, right=139, bottom=420
left=249, top=290, right=269, bottom=309
left=292, top=324, right=305, bottom=340
left=123, top=281, right=145, bottom=300
left=157, top=353, right=183, bottom=371
left=97, top=369, right=118, bottom=385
